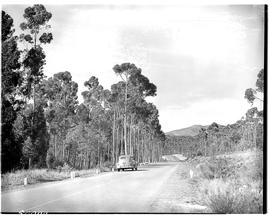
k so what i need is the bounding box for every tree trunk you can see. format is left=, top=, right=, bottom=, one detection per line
left=62, top=141, right=65, bottom=161
left=112, top=109, right=116, bottom=164
left=254, top=123, right=257, bottom=149
left=141, top=132, right=144, bottom=163
left=28, top=158, right=32, bottom=169
left=54, top=135, right=56, bottom=157
left=97, top=142, right=100, bottom=168
left=204, top=137, right=207, bottom=156
left=124, top=80, right=128, bottom=155
left=129, top=117, right=132, bottom=155
left=67, top=149, right=70, bottom=164
left=73, top=154, right=76, bottom=168
left=116, top=124, right=119, bottom=162
left=120, top=126, right=123, bottom=155
left=88, top=151, right=91, bottom=169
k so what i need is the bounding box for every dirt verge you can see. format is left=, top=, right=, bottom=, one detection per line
left=150, top=162, right=210, bottom=213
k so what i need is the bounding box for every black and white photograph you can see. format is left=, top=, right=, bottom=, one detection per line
left=0, top=1, right=266, bottom=214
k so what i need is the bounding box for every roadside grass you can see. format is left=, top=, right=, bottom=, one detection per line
left=198, top=178, right=263, bottom=213
left=192, top=149, right=263, bottom=213
left=1, top=168, right=104, bottom=191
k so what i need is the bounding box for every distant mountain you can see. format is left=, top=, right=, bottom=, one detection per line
left=166, top=125, right=208, bottom=137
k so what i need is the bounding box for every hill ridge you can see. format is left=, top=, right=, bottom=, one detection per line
left=166, top=124, right=208, bottom=137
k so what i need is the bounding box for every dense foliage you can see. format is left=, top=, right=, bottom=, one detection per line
left=1, top=6, right=165, bottom=172
left=1, top=11, right=23, bottom=172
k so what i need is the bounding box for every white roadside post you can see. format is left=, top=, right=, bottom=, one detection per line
left=189, top=169, right=194, bottom=179
left=24, top=177, right=28, bottom=186
left=70, top=171, right=75, bottom=179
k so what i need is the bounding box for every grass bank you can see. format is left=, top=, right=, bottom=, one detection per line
left=1, top=166, right=111, bottom=192
left=189, top=149, right=263, bottom=213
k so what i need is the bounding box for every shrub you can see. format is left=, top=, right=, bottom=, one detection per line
left=200, top=179, right=263, bottom=213
left=197, top=150, right=263, bottom=213
left=206, top=190, right=235, bottom=213
left=61, top=162, right=74, bottom=171
left=211, top=157, right=237, bottom=179
left=194, top=162, right=215, bottom=179
left=103, top=160, right=113, bottom=168
left=46, top=149, right=55, bottom=169
left=53, top=159, right=64, bottom=168
left=197, top=151, right=203, bottom=156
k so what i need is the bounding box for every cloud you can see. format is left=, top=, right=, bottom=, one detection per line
left=160, top=98, right=251, bottom=132
left=2, top=4, right=264, bottom=130
left=43, top=4, right=264, bottom=124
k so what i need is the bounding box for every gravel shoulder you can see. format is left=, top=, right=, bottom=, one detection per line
left=150, top=162, right=209, bottom=213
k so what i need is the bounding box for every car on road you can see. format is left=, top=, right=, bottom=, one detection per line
left=116, top=155, right=138, bottom=171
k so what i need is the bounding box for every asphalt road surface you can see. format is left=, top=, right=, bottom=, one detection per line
left=1, top=162, right=178, bottom=213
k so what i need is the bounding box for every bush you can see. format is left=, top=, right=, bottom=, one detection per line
left=46, top=149, right=55, bottom=169
left=199, top=179, right=263, bottom=213
left=211, top=157, right=237, bottom=179
left=197, top=150, right=263, bottom=213
left=197, top=151, right=203, bottom=156
left=194, top=162, right=215, bottom=179
left=53, top=159, right=64, bottom=168
left=103, top=160, right=113, bottom=168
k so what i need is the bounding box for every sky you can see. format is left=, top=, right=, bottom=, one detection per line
left=2, top=4, right=265, bottom=132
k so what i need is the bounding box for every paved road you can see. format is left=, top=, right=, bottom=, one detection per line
left=1, top=163, right=178, bottom=213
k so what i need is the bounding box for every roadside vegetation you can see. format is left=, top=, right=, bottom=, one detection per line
left=1, top=166, right=103, bottom=191
left=164, top=66, right=264, bottom=213
left=1, top=161, right=115, bottom=191
left=188, top=149, right=263, bottom=213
